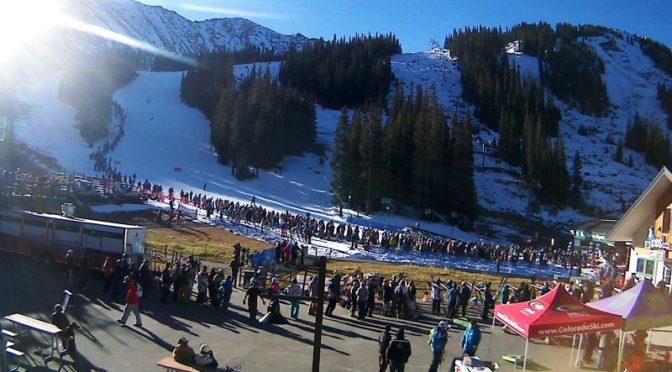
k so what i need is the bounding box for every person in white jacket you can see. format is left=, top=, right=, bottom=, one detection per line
left=286, top=278, right=303, bottom=319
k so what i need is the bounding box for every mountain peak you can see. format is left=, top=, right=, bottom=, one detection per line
left=58, top=0, right=310, bottom=55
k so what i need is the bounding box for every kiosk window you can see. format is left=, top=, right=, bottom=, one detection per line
left=636, top=258, right=655, bottom=277
left=664, top=209, right=671, bottom=233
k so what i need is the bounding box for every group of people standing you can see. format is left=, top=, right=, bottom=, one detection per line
left=338, top=274, right=418, bottom=321
left=135, top=176, right=588, bottom=275
left=429, top=279, right=496, bottom=322
left=377, top=319, right=482, bottom=372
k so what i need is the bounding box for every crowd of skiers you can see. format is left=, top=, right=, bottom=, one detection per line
left=1, top=166, right=598, bottom=278
left=129, top=178, right=600, bottom=275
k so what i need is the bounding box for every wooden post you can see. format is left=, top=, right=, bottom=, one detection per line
left=312, top=256, right=327, bottom=372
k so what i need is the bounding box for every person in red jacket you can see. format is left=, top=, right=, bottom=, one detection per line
left=117, top=276, right=143, bottom=327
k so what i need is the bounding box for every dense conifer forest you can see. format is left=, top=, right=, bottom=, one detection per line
left=278, top=34, right=401, bottom=109
left=330, top=86, right=477, bottom=220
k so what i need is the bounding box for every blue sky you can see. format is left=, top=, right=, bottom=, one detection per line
left=144, top=0, right=671, bottom=52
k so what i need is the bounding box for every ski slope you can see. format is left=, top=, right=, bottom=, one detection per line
left=9, top=33, right=672, bottom=245
left=111, top=71, right=339, bottom=220
left=11, top=71, right=89, bottom=170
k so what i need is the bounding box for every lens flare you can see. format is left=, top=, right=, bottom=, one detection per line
left=0, top=0, right=63, bottom=65
left=0, top=0, right=195, bottom=68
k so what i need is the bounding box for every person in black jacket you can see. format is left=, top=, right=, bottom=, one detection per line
left=229, top=258, right=240, bottom=288
left=458, top=282, right=472, bottom=318
left=481, top=282, right=493, bottom=321
left=386, top=327, right=412, bottom=372
left=378, top=324, right=392, bottom=372
left=160, top=263, right=172, bottom=303
left=51, top=304, right=78, bottom=355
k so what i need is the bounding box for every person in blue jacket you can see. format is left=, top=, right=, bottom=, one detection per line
left=219, top=275, right=233, bottom=311
left=447, top=283, right=459, bottom=318
left=428, top=321, right=448, bottom=372
left=461, top=320, right=482, bottom=357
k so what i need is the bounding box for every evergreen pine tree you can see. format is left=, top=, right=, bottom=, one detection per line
left=448, top=112, right=478, bottom=220
left=572, top=150, right=583, bottom=197
left=615, top=140, right=624, bottom=163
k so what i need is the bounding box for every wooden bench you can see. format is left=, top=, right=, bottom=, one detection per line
left=5, top=341, right=27, bottom=372
left=156, top=356, right=200, bottom=372
left=1, top=329, right=18, bottom=339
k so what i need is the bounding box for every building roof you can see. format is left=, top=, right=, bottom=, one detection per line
left=607, top=167, right=672, bottom=246
left=576, top=219, right=618, bottom=235
left=4, top=209, right=145, bottom=230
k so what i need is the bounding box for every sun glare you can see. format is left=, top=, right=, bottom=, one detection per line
left=0, top=0, right=64, bottom=65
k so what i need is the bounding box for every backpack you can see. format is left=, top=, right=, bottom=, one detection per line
left=427, top=328, right=435, bottom=345
left=135, top=283, right=144, bottom=297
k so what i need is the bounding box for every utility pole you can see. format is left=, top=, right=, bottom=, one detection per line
left=366, top=152, right=372, bottom=215
left=312, top=256, right=327, bottom=372
left=267, top=257, right=327, bottom=372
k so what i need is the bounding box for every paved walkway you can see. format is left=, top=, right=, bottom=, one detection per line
left=1, top=254, right=670, bottom=371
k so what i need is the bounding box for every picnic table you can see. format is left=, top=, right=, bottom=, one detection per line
left=156, top=356, right=200, bottom=372
left=3, top=313, right=62, bottom=363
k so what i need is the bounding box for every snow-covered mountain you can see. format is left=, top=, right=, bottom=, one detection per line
left=388, top=32, right=672, bottom=237
left=8, top=2, right=672, bottom=241
left=56, top=0, right=310, bottom=55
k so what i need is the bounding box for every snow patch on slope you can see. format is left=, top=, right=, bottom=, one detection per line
left=232, top=61, right=281, bottom=82
left=390, top=49, right=463, bottom=110
left=507, top=54, right=540, bottom=79
left=558, top=33, right=672, bottom=213
left=11, top=71, right=88, bottom=170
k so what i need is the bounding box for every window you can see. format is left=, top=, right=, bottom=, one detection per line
left=0, top=216, right=21, bottom=223
left=23, top=219, right=44, bottom=227
left=54, top=224, right=81, bottom=233
left=637, top=258, right=646, bottom=273
left=645, top=260, right=655, bottom=276
left=664, top=209, right=671, bottom=233
left=636, top=258, right=656, bottom=277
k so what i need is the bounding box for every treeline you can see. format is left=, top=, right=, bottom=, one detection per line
left=640, top=37, right=672, bottom=78
left=624, top=113, right=672, bottom=168
left=180, top=53, right=235, bottom=119
left=658, top=83, right=672, bottom=130
left=512, top=22, right=609, bottom=116
left=180, top=51, right=317, bottom=178
left=207, top=68, right=316, bottom=179
left=58, top=50, right=139, bottom=142
left=541, top=41, right=608, bottom=116
left=331, top=86, right=477, bottom=220
left=153, top=46, right=281, bottom=72
left=278, top=34, right=401, bottom=109
left=445, top=26, right=571, bottom=204
left=446, top=23, right=609, bottom=119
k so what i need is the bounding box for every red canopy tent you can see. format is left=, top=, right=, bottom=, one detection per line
left=493, top=285, right=623, bottom=371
